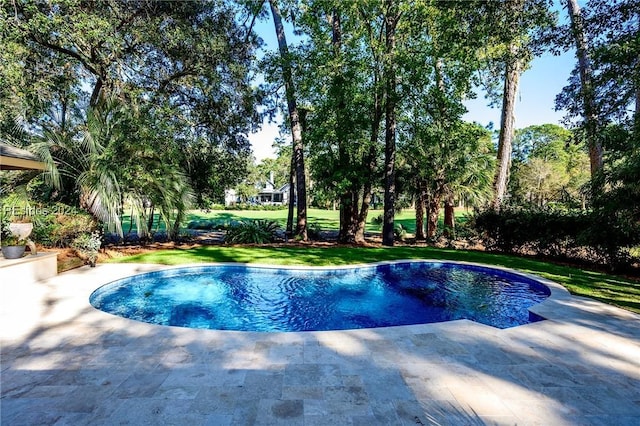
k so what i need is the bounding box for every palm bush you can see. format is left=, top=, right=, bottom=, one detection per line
left=32, top=98, right=193, bottom=241
left=224, top=220, right=280, bottom=244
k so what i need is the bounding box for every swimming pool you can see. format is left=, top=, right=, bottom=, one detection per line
left=89, top=261, right=550, bottom=331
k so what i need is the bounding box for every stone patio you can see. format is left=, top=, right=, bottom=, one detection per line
left=1, top=262, right=639, bottom=425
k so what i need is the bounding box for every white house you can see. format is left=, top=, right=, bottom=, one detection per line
left=224, top=188, right=239, bottom=207
left=225, top=172, right=292, bottom=207
left=256, top=172, right=290, bottom=205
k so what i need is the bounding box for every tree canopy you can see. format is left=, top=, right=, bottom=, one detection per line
left=1, top=0, right=637, bottom=261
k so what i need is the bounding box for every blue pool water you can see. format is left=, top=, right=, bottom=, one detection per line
left=89, top=262, right=550, bottom=331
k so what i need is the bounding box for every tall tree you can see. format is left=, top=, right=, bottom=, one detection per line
left=295, top=0, right=384, bottom=244
left=355, top=3, right=385, bottom=244
left=556, top=0, right=639, bottom=179
left=565, top=0, right=603, bottom=175
left=395, top=1, right=490, bottom=239
left=491, top=0, right=525, bottom=209
left=269, top=0, right=308, bottom=240
left=1, top=0, right=262, bottom=211
left=382, top=0, right=400, bottom=246
left=486, top=0, right=554, bottom=209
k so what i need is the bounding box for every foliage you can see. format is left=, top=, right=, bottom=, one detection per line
left=509, top=124, right=590, bottom=207
left=1, top=234, right=27, bottom=246
left=1, top=211, right=27, bottom=246
left=307, top=222, right=322, bottom=240
left=473, top=206, right=640, bottom=269
left=254, top=156, right=290, bottom=190
left=210, top=203, right=288, bottom=211
left=0, top=212, right=9, bottom=240
left=555, top=0, right=639, bottom=126
left=224, top=219, right=280, bottom=244
left=394, top=224, right=407, bottom=242
left=1, top=0, right=263, bottom=222
left=0, top=196, right=96, bottom=247
left=71, top=231, right=102, bottom=267
left=33, top=209, right=97, bottom=248
left=371, top=214, right=384, bottom=226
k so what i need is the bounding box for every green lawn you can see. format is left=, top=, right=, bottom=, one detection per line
left=111, top=244, right=640, bottom=314
left=121, top=207, right=471, bottom=235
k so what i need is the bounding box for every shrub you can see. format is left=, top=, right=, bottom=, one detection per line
left=46, top=213, right=97, bottom=247
left=224, top=220, right=280, bottom=244
left=72, top=231, right=102, bottom=267
left=0, top=202, right=97, bottom=248
left=394, top=224, right=407, bottom=242
left=473, top=206, right=640, bottom=269
left=1, top=235, right=27, bottom=246
left=371, top=214, right=383, bottom=225
left=308, top=222, right=322, bottom=240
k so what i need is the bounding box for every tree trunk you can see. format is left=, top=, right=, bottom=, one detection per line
left=443, top=194, right=455, bottom=238
left=426, top=192, right=442, bottom=239
left=339, top=191, right=359, bottom=243
left=330, top=8, right=358, bottom=244
left=89, top=77, right=104, bottom=107
left=636, top=82, right=640, bottom=128
left=355, top=61, right=384, bottom=244
left=286, top=153, right=295, bottom=238
left=145, top=204, right=155, bottom=240
left=415, top=181, right=426, bottom=240
left=356, top=138, right=379, bottom=244
left=492, top=47, right=521, bottom=209
left=270, top=0, right=307, bottom=240
left=566, top=0, right=603, bottom=175
left=382, top=0, right=398, bottom=247
left=356, top=187, right=372, bottom=244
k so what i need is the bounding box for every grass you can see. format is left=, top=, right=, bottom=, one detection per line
left=121, top=207, right=472, bottom=235
left=111, top=244, right=640, bottom=314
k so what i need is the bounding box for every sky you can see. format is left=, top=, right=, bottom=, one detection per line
left=248, top=6, right=577, bottom=162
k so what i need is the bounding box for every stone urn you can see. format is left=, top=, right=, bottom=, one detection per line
left=9, top=222, right=33, bottom=239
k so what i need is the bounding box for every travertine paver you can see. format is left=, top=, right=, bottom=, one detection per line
left=1, top=262, right=639, bottom=425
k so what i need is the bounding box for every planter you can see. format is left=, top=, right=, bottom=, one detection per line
left=2, top=245, right=26, bottom=259
left=9, top=222, right=33, bottom=240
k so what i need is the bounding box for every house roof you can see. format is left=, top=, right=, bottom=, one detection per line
left=0, top=142, right=46, bottom=171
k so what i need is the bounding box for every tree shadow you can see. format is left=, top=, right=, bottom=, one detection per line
left=2, top=265, right=639, bottom=424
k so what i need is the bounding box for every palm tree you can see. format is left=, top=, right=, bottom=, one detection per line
left=33, top=98, right=193, bottom=239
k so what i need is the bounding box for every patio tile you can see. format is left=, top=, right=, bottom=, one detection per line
left=189, top=386, right=242, bottom=414
left=283, top=363, right=343, bottom=387
left=255, top=399, right=304, bottom=425
left=2, top=263, right=639, bottom=425
left=111, top=370, right=171, bottom=398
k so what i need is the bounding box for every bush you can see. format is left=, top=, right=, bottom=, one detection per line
left=473, top=206, right=640, bottom=269
left=308, top=222, right=322, bottom=240
left=224, top=220, right=280, bottom=244
left=0, top=201, right=96, bottom=248
left=37, top=211, right=97, bottom=247
left=72, top=231, right=102, bottom=267
left=371, top=214, right=383, bottom=225
left=210, top=203, right=287, bottom=211
left=394, top=224, right=407, bottom=242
